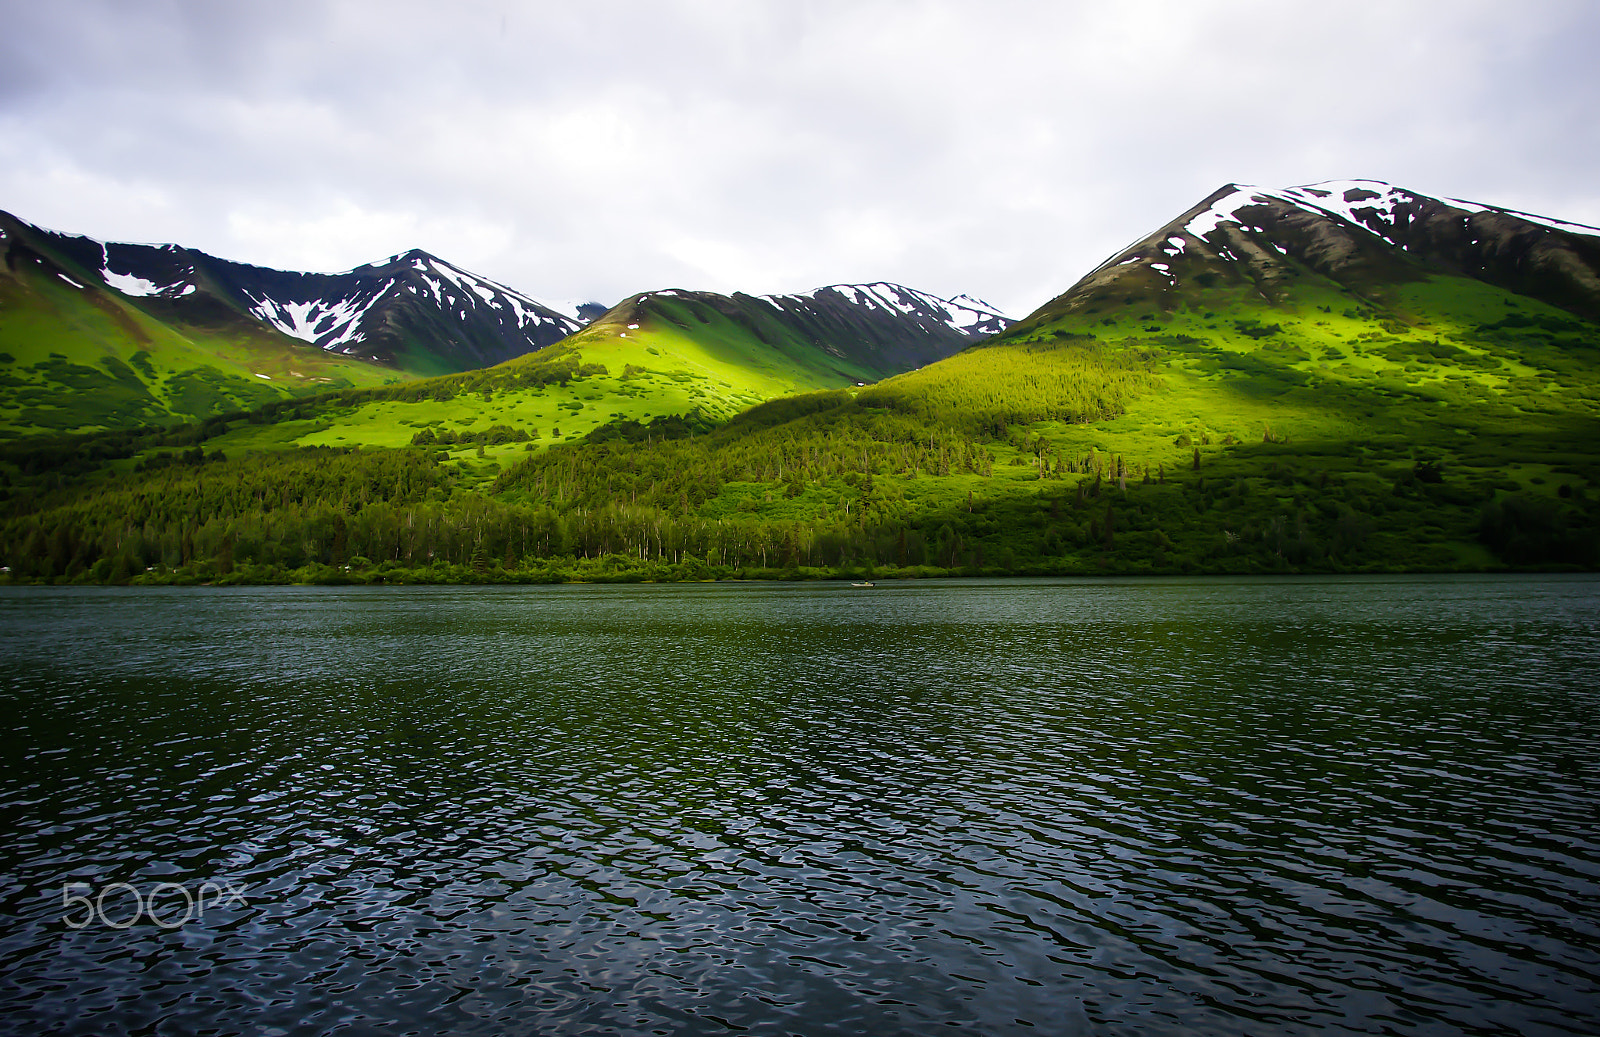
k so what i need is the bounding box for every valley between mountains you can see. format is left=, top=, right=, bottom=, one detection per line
left=3, top=178, right=1598, bottom=583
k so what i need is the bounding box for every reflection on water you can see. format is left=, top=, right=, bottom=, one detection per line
left=1, top=576, right=1597, bottom=1035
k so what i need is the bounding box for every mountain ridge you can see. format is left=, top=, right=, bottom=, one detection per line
left=0, top=212, right=590, bottom=373
left=584, top=282, right=1009, bottom=385
left=1026, top=179, right=1600, bottom=331
left=2, top=209, right=1013, bottom=437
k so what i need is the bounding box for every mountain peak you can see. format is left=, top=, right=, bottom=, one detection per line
left=772, top=282, right=1011, bottom=339
left=378, top=248, right=446, bottom=270
left=1181, top=179, right=1600, bottom=247
left=1024, top=179, right=1600, bottom=329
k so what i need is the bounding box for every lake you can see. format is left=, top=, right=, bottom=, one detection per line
left=1, top=576, right=1597, bottom=1035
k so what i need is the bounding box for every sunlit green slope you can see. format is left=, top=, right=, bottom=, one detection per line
left=861, top=272, right=1597, bottom=476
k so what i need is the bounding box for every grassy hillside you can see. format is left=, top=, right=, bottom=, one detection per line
left=568, top=291, right=890, bottom=398
left=0, top=274, right=968, bottom=511
left=183, top=290, right=903, bottom=467
left=866, top=269, right=1600, bottom=467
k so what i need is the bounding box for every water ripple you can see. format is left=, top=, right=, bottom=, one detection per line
left=1, top=576, right=1598, bottom=1035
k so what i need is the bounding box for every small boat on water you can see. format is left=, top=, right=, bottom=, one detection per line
left=850, top=581, right=875, bottom=588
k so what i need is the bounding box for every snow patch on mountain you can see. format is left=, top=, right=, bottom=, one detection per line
left=950, top=293, right=1005, bottom=313
left=1186, top=187, right=1264, bottom=238
left=245, top=293, right=373, bottom=349
left=1283, top=180, right=1599, bottom=239
left=1480, top=207, right=1600, bottom=239
left=102, top=270, right=175, bottom=297
left=233, top=253, right=583, bottom=356
left=400, top=254, right=586, bottom=332
left=1186, top=179, right=1600, bottom=248
left=1279, top=179, right=1412, bottom=229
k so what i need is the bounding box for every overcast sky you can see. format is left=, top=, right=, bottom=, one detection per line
left=3, top=0, right=1597, bottom=317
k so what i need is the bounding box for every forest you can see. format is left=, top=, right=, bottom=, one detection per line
left=4, top=362, right=1596, bottom=585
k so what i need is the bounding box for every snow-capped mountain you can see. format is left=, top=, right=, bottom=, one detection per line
left=598, top=283, right=1011, bottom=381
left=237, top=250, right=582, bottom=356
left=754, top=281, right=1011, bottom=371
left=1048, top=179, right=1600, bottom=324
left=1179, top=179, right=1600, bottom=251
left=212, top=249, right=587, bottom=372
left=0, top=212, right=588, bottom=373
left=764, top=282, right=1011, bottom=341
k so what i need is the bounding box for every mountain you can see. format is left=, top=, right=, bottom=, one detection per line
left=0, top=211, right=587, bottom=373
left=569, top=282, right=1007, bottom=390
left=153, top=281, right=1011, bottom=461
left=480, top=177, right=1600, bottom=576
left=176, top=247, right=585, bottom=375
left=1021, top=178, right=1600, bottom=327
left=806, top=177, right=1598, bottom=568
left=758, top=282, right=1010, bottom=363
left=0, top=210, right=602, bottom=435
left=1, top=215, right=405, bottom=433
left=1, top=207, right=1008, bottom=440
left=872, top=178, right=1600, bottom=434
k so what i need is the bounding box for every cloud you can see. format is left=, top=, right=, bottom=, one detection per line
left=2, top=0, right=1597, bottom=317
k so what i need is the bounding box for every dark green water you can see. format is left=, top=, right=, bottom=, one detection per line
left=1, top=576, right=1597, bottom=1035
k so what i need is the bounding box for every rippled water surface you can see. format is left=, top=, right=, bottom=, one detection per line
left=2, top=576, right=1598, bottom=1035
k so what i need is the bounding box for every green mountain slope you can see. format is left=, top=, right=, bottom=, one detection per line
left=0, top=221, right=406, bottom=435
left=863, top=255, right=1598, bottom=464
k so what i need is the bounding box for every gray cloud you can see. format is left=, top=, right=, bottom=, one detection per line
left=2, top=0, right=1597, bottom=317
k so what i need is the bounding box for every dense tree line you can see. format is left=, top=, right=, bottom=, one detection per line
left=5, top=423, right=1595, bottom=585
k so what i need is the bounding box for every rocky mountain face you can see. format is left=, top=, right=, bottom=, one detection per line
left=764, top=282, right=1010, bottom=366
left=604, top=282, right=1011, bottom=380
left=1023, top=179, right=1600, bottom=327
